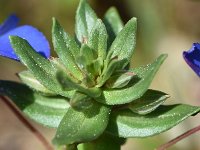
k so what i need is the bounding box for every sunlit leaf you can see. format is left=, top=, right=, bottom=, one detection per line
left=107, top=17, right=137, bottom=68
left=10, top=36, right=74, bottom=98
left=75, top=0, right=97, bottom=43
left=88, top=19, right=107, bottom=60
left=129, top=89, right=169, bottom=115
left=96, top=54, right=167, bottom=105
left=52, top=18, right=83, bottom=80
left=106, top=104, right=200, bottom=138
left=53, top=102, right=110, bottom=145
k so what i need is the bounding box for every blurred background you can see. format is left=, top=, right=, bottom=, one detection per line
left=1, top=0, right=200, bottom=149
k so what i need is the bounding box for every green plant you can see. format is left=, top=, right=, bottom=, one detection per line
left=0, top=0, right=200, bottom=149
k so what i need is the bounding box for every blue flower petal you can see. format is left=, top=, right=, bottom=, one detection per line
left=0, top=25, right=50, bottom=60
left=183, top=43, right=200, bottom=77
left=0, top=14, right=19, bottom=35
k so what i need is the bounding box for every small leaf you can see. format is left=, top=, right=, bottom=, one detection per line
left=56, top=69, right=102, bottom=98
left=10, top=36, right=74, bottom=98
left=96, top=54, right=167, bottom=105
left=129, top=89, right=169, bottom=115
left=18, top=70, right=55, bottom=95
left=86, top=58, right=103, bottom=77
left=52, top=18, right=83, bottom=80
left=103, top=7, right=124, bottom=47
left=52, top=102, right=110, bottom=145
left=107, top=17, right=137, bottom=68
left=70, top=91, right=93, bottom=110
left=78, top=133, right=124, bottom=150
left=97, top=57, right=122, bottom=87
left=105, top=71, right=135, bottom=89
left=75, top=0, right=97, bottom=43
left=0, top=80, right=69, bottom=128
left=80, top=44, right=97, bottom=66
left=88, top=19, right=108, bottom=60
left=106, top=104, right=200, bottom=138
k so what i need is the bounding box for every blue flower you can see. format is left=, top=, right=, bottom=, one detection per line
left=183, top=43, right=200, bottom=77
left=0, top=14, right=50, bottom=60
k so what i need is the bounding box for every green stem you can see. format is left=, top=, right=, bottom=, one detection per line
left=0, top=96, right=54, bottom=150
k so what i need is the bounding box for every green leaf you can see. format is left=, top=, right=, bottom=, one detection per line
left=52, top=102, right=110, bottom=145
left=88, top=19, right=107, bottom=60
left=78, top=133, right=124, bottom=150
left=75, top=0, right=97, bottom=43
left=70, top=91, right=93, bottom=110
left=106, top=104, right=200, bottom=138
left=18, top=70, right=55, bottom=95
left=103, top=7, right=124, bottom=47
left=0, top=80, right=69, bottom=128
left=107, top=17, right=137, bottom=68
left=10, top=36, right=74, bottom=98
left=80, top=44, right=97, bottom=66
left=96, top=54, right=167, bottom=105
left=129, top=89, right=169, bottom=115
left=97, top=57, right=122, bottom=87
left=56, top=69, right=102, bottom=98
left=105, top=71, right=135, bottom=89
left=52, top=18, right=83, bottom=80
left=86, top=58, right=103, bottom=78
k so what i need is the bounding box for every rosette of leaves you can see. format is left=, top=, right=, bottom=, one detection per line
left=0, top=0, right=200, bottom=149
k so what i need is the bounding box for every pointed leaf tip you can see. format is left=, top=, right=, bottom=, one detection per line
left=75, top=0, right=97, bottom=43
left=107, top=17, right=137, bottom=69
left=10, top=36, right=73, bottom=98
left=106, top=104, right=200, bottom=138
left=97, top=54, right=167, bottom=105
left=52, top=18, right=82, bottom=80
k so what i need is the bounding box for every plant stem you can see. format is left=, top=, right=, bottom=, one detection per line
left=156, top=124, right=200, bottom=150
left=0, top=96, right=54, bottom=150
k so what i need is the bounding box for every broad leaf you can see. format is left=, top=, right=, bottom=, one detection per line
left=52, top=102, right=110, bottom=145
left=129, top=89, right=169, bottom=115
left=75, top=0, right=97, bottom=43
left=88, top=19, right=107, bottom=60
left=52, top=18, right=83, bottom=80
left=0, top=80, right=69, bottom=128
left=96, top=54, right=167, bottom=105
left=18, top=70, right=55, bottom=95
left=106, top=104, right=200, bottom=138
left=107, top=17, right=137, bottom=68
left=10, top=36, right=74, bottom=98
left=78, top=133, right=124, bottom=150
left=103, top=7, right=124, bottom=47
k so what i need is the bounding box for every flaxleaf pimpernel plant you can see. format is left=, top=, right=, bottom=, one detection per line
left=0, top=0, right=200, bottom=149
